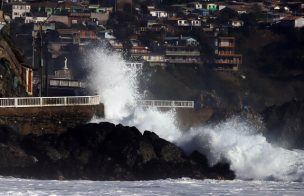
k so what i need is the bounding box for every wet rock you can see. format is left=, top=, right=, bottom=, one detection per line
left=0, top=122, right=235, bottom=180
left=0, top=144, right=36, bottom=168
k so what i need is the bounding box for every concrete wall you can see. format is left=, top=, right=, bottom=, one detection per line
left=0, top=104, right=104, bottom=135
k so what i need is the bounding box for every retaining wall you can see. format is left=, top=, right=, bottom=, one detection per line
left=0, top=104, right=104, bottom=135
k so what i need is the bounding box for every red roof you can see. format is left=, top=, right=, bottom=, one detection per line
left=57, top=29, right=80, bottom=35
left=281, top=16, right=302, bottom=21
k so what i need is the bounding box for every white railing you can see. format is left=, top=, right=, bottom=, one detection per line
left=0, top=96, right=100, bottom=108
left=137, top=100, right=194, bottom=108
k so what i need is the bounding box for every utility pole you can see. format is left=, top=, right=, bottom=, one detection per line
left=35, top=2, right=64, bottom=97
left=115, top=0, right=117, bottom=13
left=39, top=24, right=43, bottom=97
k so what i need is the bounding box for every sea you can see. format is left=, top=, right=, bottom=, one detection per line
left=1, top=177, right=303, bottom=196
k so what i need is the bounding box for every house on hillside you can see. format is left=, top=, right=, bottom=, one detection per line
left=24, top=12, right=47, bottom=24
left=47, top=15, right=69, bottom=26
left=129, top=39, right=150, bottom=60
left=89, top=6, right=111, bottom=25
left=229, top=19, right=244, bottom=28
left=279, top=16, right=304, bottom=28
left=206, top=3, right=218, bottom=12
left=12, top=2, right=31, bottom=19
left=214, top=37, right=242, bottom=71
left=68, top=12, right=91, bottom=26
left=150, top=10, right=168, bottom=18
left=192, top=9, right=209, bottom=17
left=43, top=1, right=68, bottom=16
left=163, top=36, right=201, bottom=65
left=188, top=2, right=203, bottom=10
left=108, top=39, right=123, bottom=53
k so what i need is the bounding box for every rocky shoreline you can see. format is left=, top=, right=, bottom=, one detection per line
left=0, top=122, right=235, bottom=181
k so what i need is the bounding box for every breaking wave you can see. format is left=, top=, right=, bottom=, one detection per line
left=88, top=46, right=304, bottom=181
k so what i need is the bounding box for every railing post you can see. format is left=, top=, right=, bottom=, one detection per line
left=64, top=97, right=67, bottom=105
left=14, top=98, right=17, bottom=107
left=40, top=97, right=43, bottom=106
left=88, top=96, right=91, bottom=105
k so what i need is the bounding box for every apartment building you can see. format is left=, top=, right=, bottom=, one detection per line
left=164, top=36, right=201, bottom=65
left=214, top=37, right=242, bottom=71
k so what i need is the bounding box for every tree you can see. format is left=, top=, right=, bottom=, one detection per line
left=216, top=7, right=239, bottom=25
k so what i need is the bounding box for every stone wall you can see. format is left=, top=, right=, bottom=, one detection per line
left=0, top=104, right=104, bottom=135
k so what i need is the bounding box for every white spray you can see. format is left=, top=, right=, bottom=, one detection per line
left=88, top=47, right=304, bottom=181
left=88, top=48, right=180, bottom=141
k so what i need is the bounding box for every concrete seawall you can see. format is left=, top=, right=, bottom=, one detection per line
left=0, top=104, right=104, bottom=135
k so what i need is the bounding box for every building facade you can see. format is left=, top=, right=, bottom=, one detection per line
left=214, top=37, right=242, bottom=71
left=164, top=37, right=201, bottom=65
left=12, top=2, right=31, bottom=20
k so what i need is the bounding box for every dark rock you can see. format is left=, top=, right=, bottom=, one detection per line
left=0, top=125, right=22, bottom=145
left=262, top=100, right=304, bottom=149
left=143, top=131, right=186, bottom=163
left=0, top=122, right=235, bottom=180
left=189, top=150, right=209, bottom=170
left=0, top=144, right=36, bottom=169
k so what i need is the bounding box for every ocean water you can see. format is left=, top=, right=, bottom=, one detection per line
left=0, top=177, right=303, bottom=196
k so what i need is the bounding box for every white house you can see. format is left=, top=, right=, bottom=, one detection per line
left=190, top=19, right=201, bottom=27
left=230, top=19, right=244, bottom=28
left=25, top=15, right=47, bottom=24
left=3, top=0, right=23, bottom=3
left=178, top=19, right=190, bottom=26
left=150, top=10, right=168, bottom=18
left=219, top=5, right=226, bottom=11
left=188, top=2, right=203, bottom=9
left=126, top=62, right=143, bottom=69
left=178, top=19, right=201, bottom=27
left=12, top=2, right=31, bottom=20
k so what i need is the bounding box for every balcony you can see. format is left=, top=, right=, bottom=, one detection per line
left=217, top=51, right=236, bottom=56
left=218, top=42, right=235, bottom=48
left=49, top=79, right=86, bottom=88
left=215, top=58, right=242, bottom=65
left=168, top=58, right=201, bottom=64
left=166, top=50, right=200, bottom=56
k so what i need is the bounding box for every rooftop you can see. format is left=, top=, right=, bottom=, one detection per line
left=281, top=16, right=303, bottom=21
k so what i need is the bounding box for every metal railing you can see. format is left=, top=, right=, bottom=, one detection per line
left=0, top=96, right=100, bottom=108
left=137, top=100, right=194, bottom=108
